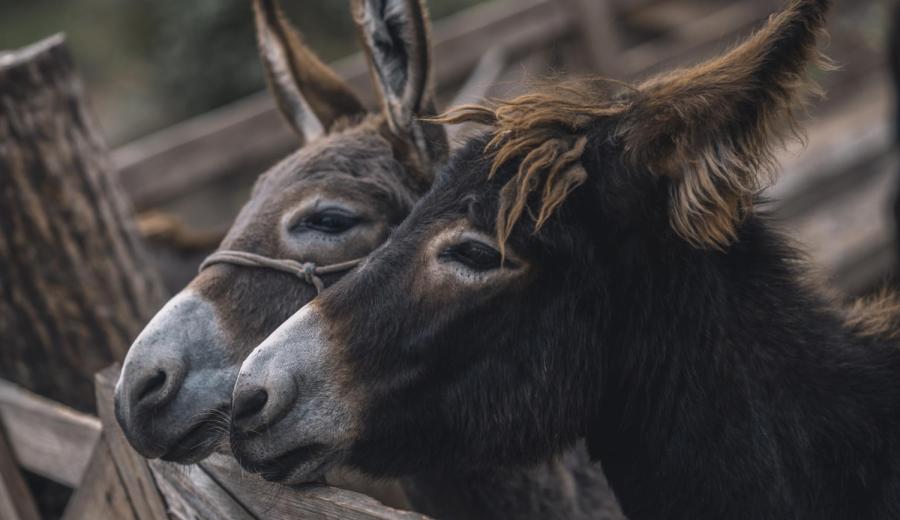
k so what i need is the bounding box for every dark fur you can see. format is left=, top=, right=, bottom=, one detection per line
left=202, top=0, right=622, bottom=518
left=273, top=0, right=900, bottom=517
left=318, top=108, right=900, bottom=520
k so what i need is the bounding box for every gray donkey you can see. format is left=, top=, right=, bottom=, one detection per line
left=115, top=1, right=622, bottom=518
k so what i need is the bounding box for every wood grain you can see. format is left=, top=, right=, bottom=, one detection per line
left=202, top=454, right=432, bottom=520
left=0, top=34, right=167, bottom=412
left=0, top=424, right=40, bottom=520
left=61, top=438, right=137, bottom=520
left=95, top=366, right=169, bottom=520
left=149, top=459, right=255, bottom=520
left=0, top=378, right=100, bottom=487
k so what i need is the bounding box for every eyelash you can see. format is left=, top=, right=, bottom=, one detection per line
left=292, top=211, right=360, bottom=234
left=440, top=241, right=503, bottom=272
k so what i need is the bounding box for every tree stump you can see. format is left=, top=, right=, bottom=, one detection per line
left=0, top=35, right=167, bottom=413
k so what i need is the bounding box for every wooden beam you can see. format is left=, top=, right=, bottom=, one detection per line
left=559, top=0, right=625, bottom=76
left=0, top=425, right=40, bottom=520
left=446, top=45, right=509, bottom=142
left=62, top=438, right=137, bottom=520
left=618, top=0, right=780, bottom=80
left=94, top=366, right=169, bottom=520
left=149, top=459, right=255, bottom=520
left=0, top=379, right=100, bottom=487
left=201, top=454, right=432, bottom=520
left=768, top=77, right=895, bottom=295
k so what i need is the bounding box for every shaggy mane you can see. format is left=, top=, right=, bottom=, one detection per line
left=845, top=289, right=900, bottom=341
left=434, top=80, right=630, bottom=252
left=433, top=0, right=832, bottom=252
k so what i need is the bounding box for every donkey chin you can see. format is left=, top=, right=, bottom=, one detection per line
left=229, top=305, right=357, bottom=484
left=115, top=290, right=239, bottom=464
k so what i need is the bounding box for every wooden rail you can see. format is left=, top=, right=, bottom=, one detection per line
left=0, top=379, right=100, bottom=488
left=0, top=369, right=432, bottom=519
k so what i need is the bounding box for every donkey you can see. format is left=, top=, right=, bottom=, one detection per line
left=115, top=0, right=622, bottom=518
left=230, top=0, right=900, bottom=518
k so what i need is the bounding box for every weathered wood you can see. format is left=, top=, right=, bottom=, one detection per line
left=149, top=459, right=255, bottom=520
left=0, top=378, right=100, bottom=487
left=768, top=77, right=896, bottom=294
left=560, top=0, right=625, bottom=76
left=202, top=454, right=431, bottom=520
left=136, top=211, right=225, bottom=254
left=0, top=424, right=40, bottom=520
left=62, top=438, right=136, bottom=520
left=95, top=366, right=169, bottom=520
left=446, top=45, right=509, bottom=141
left=619, top=0, right=780, bottom=80
left=0, top=35, right=167, bottom=412
left=448, top=46, right=509, bottom=109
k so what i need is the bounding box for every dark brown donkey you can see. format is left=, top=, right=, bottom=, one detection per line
left=115, top=0, right=622, bottom=518
left=232, top=1, right=900, bottom=518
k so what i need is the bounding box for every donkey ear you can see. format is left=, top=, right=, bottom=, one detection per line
left=253, top=0, right=366, bottom=143
left=353, top=0, right=449, bottom=172
left=618, top=0, right=830, bottom=249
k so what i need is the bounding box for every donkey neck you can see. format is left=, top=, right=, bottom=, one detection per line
left=592, top=218, right=900, bottom=519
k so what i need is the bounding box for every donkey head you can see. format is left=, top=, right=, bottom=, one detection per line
left=115, top=0, right=445, bottom=463
left=230, top=0, right=830, bottom=483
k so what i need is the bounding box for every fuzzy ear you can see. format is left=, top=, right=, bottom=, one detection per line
left=253, top=0, right=366, bottom=143
left=618, top=0, right=831, bottom=249
left=352, top=0, right=448, bottom=174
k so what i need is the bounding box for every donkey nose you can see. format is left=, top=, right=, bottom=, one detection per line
left=127, top=357, right=186, bottom=412
left=232, top=388, right=268, bottom=428
left=231, top=373, right=297, bottom=435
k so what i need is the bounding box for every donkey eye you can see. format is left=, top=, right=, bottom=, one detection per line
left=440, top=241, right=503, bottom=272
left=297, top=210, right=360, bottom=234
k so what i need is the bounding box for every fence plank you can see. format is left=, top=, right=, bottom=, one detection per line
left=150, top=459, right=256, bottom=520
left=95, top=366, right=169, bottom=520
left=0, top=379, right=100, bottom=487
left=618, top=0, right=779, bottom=80
left=62, top=438, right=137, bottom=520
left=0, top=424, right=40, bottom=520
left=201, top=454, right=431, bottom=520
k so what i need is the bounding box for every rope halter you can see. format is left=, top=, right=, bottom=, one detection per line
left=198, top=250, right=363, bottom=294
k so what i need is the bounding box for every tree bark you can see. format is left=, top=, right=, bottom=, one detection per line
left=0, top=35, right=166, bottom=412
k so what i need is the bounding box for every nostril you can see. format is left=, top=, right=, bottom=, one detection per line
left=136, top=369, right=167, bottom=405
left=233, top=388, right=269, bottom=427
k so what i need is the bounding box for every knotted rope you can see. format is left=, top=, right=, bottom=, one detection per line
left=199, top=250, right=363, bottom=294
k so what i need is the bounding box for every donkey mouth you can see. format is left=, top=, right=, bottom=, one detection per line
left=159, top=409, right=229, bottom=464
left=241, top=443, right=332, bottom=484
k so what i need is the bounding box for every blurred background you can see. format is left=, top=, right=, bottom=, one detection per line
left=0, top=0, right=486, bottom=145
left=0, top=0, right=895, bottom=301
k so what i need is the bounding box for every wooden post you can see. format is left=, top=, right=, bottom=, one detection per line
left=0, top=35, right=167, bottom=412
left=0, top=425, right=40, bottom=520
left=60, top=440, right=136, bottom=520
left=93, top=366, right=168, bottom=520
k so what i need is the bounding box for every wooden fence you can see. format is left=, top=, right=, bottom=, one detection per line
left=0, top=366, right=429, bottom=520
